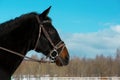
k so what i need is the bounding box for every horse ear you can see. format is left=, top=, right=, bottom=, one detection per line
left=40, top=6, right=51, bottom=19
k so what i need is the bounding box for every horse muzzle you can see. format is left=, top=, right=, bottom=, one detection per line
left=54, top=47, right=69, bottom=66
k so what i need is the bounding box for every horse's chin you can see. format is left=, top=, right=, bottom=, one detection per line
left=55, top=57, right=64, bottom=66
left=55, top=57, right=69, bottom=66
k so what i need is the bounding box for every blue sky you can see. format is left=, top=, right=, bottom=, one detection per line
left=0, top=0, right=120, bottom=58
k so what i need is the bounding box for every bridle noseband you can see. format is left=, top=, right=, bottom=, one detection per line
left=34, top=15, right=65, bottom=62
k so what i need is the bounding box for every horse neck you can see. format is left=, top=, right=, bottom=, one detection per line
left=0, top=67, right=11, bottom=80
left=0, top=15, right=38, bottom=78
left=0, top=25, right=38, bottom=78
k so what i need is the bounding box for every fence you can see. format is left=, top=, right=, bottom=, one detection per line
left=12, top=75, right=120, bottom=80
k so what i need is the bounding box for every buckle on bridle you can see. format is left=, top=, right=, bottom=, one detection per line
left=50, top=49, right=58, bottom=60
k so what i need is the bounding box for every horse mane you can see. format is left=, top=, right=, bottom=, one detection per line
left=0, top=12, right=38, bottom=36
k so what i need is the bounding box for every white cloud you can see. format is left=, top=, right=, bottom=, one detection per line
left=61, top=25, right=120, bottom=58
left=111, top=25, right=120, bottom=33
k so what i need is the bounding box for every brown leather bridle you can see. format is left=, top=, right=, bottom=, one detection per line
left=34, top=15, right=65, bottom=62
left=0, top=15, right=65, bottom=64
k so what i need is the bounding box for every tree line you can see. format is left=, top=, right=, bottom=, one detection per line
left=14, top=48, right=120, bottom=77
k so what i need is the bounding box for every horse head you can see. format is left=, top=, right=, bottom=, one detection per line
left=34, top=6, right=69, bottom=66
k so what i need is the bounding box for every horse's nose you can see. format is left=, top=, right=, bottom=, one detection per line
left=55, top=47, right=69, bottom=66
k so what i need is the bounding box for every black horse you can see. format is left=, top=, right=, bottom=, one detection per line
left=0, top=6, right=69, bottom=80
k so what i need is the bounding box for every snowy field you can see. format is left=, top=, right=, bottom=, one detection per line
left=12, top=77, right=120, bottom=80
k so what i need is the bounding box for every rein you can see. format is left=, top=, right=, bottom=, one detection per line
left=0, top=46, right=47, bottom=63
left=0, top=15, right=65, bottom=64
